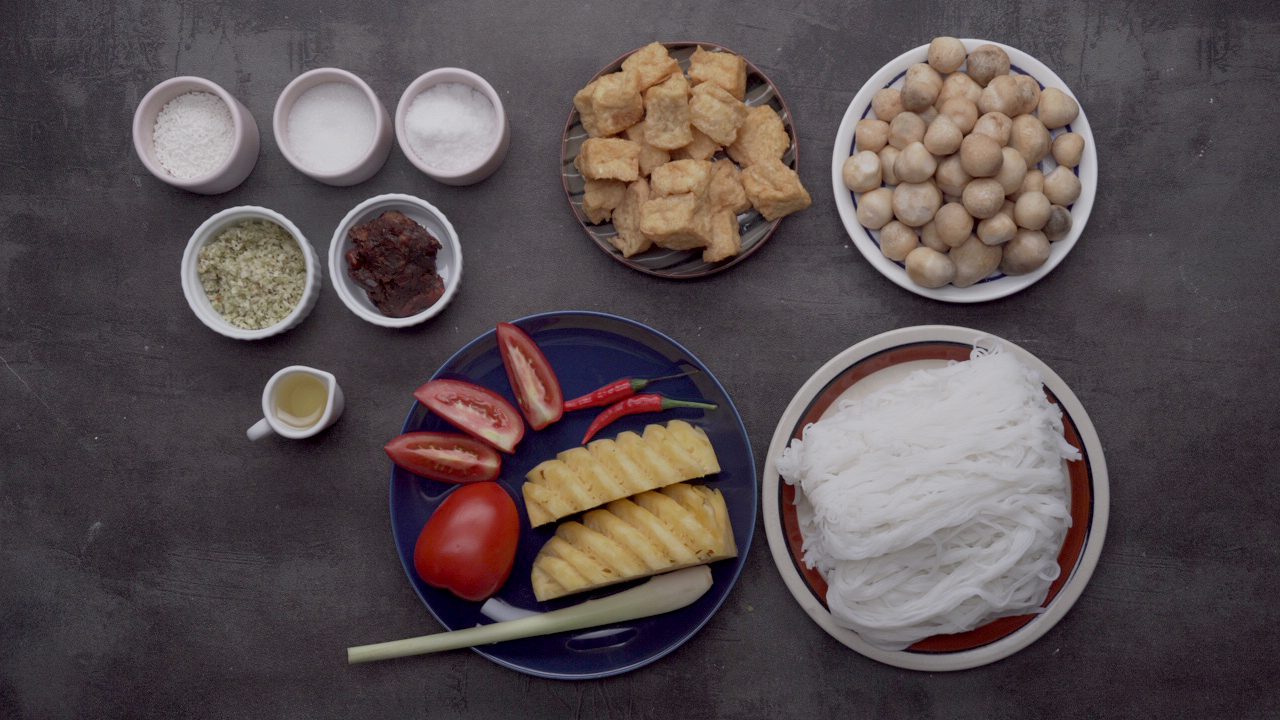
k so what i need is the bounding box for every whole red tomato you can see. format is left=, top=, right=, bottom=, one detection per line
left=413, top=482, right=519, bottom=602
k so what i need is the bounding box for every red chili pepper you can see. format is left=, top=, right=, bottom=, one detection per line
left=564, top=370, right=698, bottom=412
left=582, top=393, right=717, bottom=444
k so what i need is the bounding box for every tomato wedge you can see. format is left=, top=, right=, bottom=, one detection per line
left=496, top=322, right=564, bottom=431
left=385, top=432, right=501, bottom=484
left=414, top=379, right=525, bottom=454
left=414, top=482, right=519, bottom=602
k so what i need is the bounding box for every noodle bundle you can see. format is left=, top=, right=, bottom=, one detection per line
left=776, top=346, right=1079, bottom=650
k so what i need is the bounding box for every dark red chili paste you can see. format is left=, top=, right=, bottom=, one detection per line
left=345, top=211, right=445, bottom=318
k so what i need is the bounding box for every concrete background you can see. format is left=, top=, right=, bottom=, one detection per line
left=2, top=0, right=1277, bottom=717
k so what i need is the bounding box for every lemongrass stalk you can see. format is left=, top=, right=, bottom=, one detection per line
left=347, top=566, right=712, bottom=664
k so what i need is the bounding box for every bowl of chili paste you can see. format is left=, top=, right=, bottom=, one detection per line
left=329, top=194, right=462, bottom=327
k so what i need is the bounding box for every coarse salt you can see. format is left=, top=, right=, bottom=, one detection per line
left=152, top=91, right=235, bottom=179
left=286, top=82, right=376, bottom=174
left=405, top=83, right=497, bottom=173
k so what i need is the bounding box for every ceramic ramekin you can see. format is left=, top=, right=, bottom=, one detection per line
left=328, top=194, right=462, bottom=328
left=395, top=68, right=510, bottom=186
left=132, top=76, right=260, bottom=195
left=181, top=206, right=321, bottom=340
left=273, top=68, right=394, bottom=186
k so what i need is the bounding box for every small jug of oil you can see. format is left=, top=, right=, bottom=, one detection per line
left=247, top=366, right=344, bottom=441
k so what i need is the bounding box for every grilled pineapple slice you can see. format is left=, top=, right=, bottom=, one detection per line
left=530, top=483, right=736, bottom=601
left=523, top=420, right=720, bottom=527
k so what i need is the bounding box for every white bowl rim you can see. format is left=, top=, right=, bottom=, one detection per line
left=761, top=324, right=1110, bottom=671
left=394, top=67, right=507, bottom=179
left=327, top=193, right=462, bottom=328
left=132, top=75, right=248, bottom=187
left=830, top=39, right=1098, bottom=303
left=272, top=67, right=388, bottom=180
left=180, top=206, right=320, bottom=340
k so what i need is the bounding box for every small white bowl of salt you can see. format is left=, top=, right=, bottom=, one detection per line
left=273, top=68, right=394, bottom=187
left=395, top=68, right=510, bottom=186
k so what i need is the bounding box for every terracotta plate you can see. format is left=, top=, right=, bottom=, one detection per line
left=761, top=325, right=1109, bottom=671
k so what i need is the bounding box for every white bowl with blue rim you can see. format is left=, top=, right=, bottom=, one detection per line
left=831, top=39, right=1097, bottom=303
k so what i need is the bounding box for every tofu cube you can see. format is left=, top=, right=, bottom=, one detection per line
left=639, top=193, right=709, bottom=250
left=576, top=138, right=641, bottom=182
left=706, top=159, right=751, bottom=214
left=649, top=159, right=713, bottom=198
left=741, top=158, right=812, bottom=221
left=689, top=82, right=748, bottom=146
left=688, top=47, right=748, bottom=100
left=642, top=74, right=693, bottom=150
left=727, top=105, right=789, bottom=167
left=702, top=208, right=742, bottom=263
left=590, top=71, right=644, bottom=137
left=610, top=179, right=653, bottom=257
left=624, top=121, right=671, bottom=177
left=671, top=127, right=721, bottom=162
left=582, top=178, right=628, bottom=224
left=621, top=42, right=680, bottom=91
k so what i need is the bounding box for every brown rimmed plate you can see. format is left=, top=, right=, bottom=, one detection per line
left=761, top=325, right=1109, bottom=671
left=561, top=41, right=798, bottom=279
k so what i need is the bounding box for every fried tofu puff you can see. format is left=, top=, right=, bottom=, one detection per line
left=726, top=105, right=789, bottom=167
left=670, top=127, right=721, bottom=162
left=576, top=138, right=642, bottom=182
left=688, top=47, right=747, bottom=100
left=589, top=71, right=644, bottom=137
left=621, top=42, right=680, bottom=91
left=624, top=121, right=671, bottom=177
left=639, top=193, right=709, bottom=251
left=741, top=158, right=812, bottom=221
left=689, top=82, right=748, bottom=146
left=582, top=178, right=628, bottom=224
left=610, top=179, right=653, bottom=257
left=706, top=159, right=751, bottom=215
left=701, top=208, right=742, bottom=263
left=642, top=74, right=693, bottom=151
left=649, top=159, right=713, bottom=197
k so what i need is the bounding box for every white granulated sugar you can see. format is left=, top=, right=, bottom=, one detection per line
left=286, top=82, right=376, bottom=174
left=405, top=83, right=497, bottom=172
left=152, top=91, right=234, bottom=179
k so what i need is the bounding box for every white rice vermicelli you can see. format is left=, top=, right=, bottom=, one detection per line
left=776, top=346, right=1079, bottom=650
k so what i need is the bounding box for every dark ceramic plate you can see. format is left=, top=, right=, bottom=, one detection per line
left=561, top=41, right=798, bottom=279
left=389, top=311, right=756, bottom=679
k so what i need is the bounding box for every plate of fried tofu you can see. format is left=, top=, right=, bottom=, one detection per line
left=389, top=311, right=757, bottom=678
left=562, top=42, right=812, bottom=278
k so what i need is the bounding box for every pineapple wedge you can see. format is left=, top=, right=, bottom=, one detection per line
left=523, top=420, right=720, bottom=527
left=530, top=483, right=736, bottom=602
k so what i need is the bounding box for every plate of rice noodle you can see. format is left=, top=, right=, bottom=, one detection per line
left=762, top=325, right=1108, bottom=671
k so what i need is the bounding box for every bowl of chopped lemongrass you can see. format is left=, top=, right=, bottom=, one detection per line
left=181, top=206, right=321, bottom=340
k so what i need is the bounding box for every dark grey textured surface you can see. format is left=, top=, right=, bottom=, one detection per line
left=3, top=1, right=1278, bottom=718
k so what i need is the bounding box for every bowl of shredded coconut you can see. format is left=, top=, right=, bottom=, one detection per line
left=132, top=76, right=260, bottom=195
left=395, top=68, right=510, bottom=186
left=181, top=206, right=321, bottom=340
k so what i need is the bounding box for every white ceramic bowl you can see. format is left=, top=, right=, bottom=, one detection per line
left=395, top=68, right=510, bottom=186
left=132, top=76, right=260, bottom=195
left=328, top=194, right=462, bottom=328
left=181, top=206, right=321, bottom=340
left=832, top=40, right=1098, bottom=303
left=273, top=68, right=394, bottom=186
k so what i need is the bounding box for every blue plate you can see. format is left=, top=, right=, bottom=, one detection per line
left=389, top=310, right=757, bottom=679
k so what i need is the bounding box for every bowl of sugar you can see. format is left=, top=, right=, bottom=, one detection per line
left=132, top=76, right=260, bottom=195
left=273, top=68, right=394, bottom=187
left=395, top=68, right=510, bottom=186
